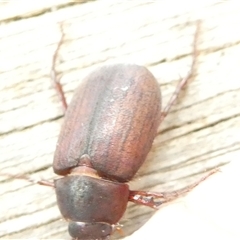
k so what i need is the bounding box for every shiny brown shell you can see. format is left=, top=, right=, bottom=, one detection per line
left=53, top=64, right=161, bottom=182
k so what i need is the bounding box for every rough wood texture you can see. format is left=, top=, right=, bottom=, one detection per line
left=0, top=1, right=240, bottom=239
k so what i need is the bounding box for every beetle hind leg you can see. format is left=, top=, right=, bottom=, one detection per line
left=159, top=21, right=201, bottom=126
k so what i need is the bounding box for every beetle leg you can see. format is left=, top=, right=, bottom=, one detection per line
left=34, top=179, right=55, bottom=187
left=129, top=168, right=218, bottom=209
left=159, top=21, right=201, bottom=125
left=159, top=75, right=190, bottom=124
left=1, top=173, right=54, bottom=188
left=129, top=190, right=164, bottom=209
left=50, top=22, right=68, bottom=113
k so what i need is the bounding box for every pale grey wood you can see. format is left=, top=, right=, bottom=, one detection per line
left=0, top=0, right=240, bottom=239
left=0, top=0, right=85, bottom=21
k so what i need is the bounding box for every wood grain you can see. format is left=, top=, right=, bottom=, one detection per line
left=0, top=1, right=240, bottom=239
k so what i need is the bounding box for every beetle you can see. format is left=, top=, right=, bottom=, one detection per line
left=34, top=21, right=211, bottom=240
left=51, top=58, right=216, bottom=239
left=7, top=21, right=216, bottom=240
left=53, top=64, right=161, bottom=239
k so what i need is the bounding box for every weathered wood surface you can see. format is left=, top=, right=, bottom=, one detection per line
left=0, top=0, right=240, bottom=239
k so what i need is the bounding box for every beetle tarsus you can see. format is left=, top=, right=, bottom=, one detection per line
left=51, top=22, right=68, bottom=113
left=159, top=20, right=201, bottom=126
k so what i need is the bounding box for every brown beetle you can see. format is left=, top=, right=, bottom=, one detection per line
left=6, top=21, right=216, bottom=240
left=53, top=64, right=161, bottom=239
left=34, top=21, right=213, bottom=240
